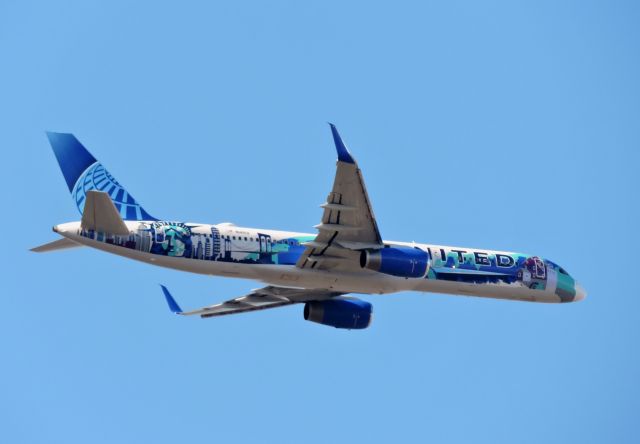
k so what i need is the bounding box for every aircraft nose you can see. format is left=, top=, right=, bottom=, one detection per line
left=574, top=282, right=587, bottom=302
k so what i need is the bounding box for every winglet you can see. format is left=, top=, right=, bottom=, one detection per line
left=329, top=123, right=355, bottom=164
left=160, top=285, right=183, bottom=314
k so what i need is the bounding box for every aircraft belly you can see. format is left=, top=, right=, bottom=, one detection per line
left=414, top=279, right=558, bottom=303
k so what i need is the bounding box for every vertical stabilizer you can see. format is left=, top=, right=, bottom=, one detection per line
left=46, top=132, right=156, bottom=221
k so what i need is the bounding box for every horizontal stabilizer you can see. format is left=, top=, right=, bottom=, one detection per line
left=81, top=190, right=130, bottom=235
left=30, top=237, right=82, bottom=253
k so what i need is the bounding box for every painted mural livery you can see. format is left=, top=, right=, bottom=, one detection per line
left=80, top=222, right=315, bottom=265
left=77, top=221, right=577, bottom=300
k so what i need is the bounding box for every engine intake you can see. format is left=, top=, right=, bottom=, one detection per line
left=360, top=246, right=429, bottom=278
left=303, top=298, right=373, bottom=329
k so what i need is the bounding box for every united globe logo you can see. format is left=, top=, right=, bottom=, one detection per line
left=72, top=162, right=150, bottom=220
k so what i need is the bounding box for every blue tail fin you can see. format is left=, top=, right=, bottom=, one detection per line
left=46, top=132, right=156, bottom=221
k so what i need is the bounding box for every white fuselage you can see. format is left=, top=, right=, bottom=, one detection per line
left=54, top=221, right=569, bottom=304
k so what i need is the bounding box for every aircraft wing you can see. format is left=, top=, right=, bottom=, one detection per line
left=160, top=285, right=341, bottom=318
left=297, top=124, right=383, bottom=271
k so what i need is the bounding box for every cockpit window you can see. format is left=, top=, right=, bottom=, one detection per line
left=545, top=259, right=570, bottom=276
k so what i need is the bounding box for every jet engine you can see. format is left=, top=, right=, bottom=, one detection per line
left=360, top=245, right=429, bottom=278
left=303, top=298, right=373, bottom=329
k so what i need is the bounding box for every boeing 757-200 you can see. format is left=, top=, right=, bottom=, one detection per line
left=32, top=125, right=585, bottom=329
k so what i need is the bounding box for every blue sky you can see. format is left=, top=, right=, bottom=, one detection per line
left=1, top=1, right=639, bottom=443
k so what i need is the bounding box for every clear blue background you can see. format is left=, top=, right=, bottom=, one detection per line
left=1, top=1, right=638, bottom=443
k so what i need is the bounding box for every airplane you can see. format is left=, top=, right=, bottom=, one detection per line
left=32, top=125, right=586, bottom=329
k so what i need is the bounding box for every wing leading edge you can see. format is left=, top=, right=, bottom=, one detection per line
left=160, top=285, right=342, bottom=318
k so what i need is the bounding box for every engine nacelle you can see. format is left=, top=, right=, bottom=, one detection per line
left=303, top=298, right=373, bottom=330
left=360, top=245, right=430, bottom=278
